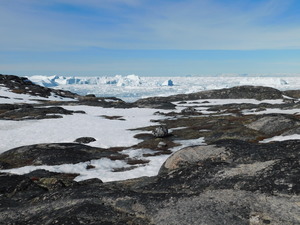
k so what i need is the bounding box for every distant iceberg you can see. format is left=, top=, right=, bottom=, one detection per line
left=162, top=79, right=174, bottom=86
left=28, top=74, right=142, bottom=87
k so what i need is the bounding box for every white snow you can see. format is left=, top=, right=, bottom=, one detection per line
left=260, top=134, right=300, bottom=143
left=0, top=106, right=166, bottom=153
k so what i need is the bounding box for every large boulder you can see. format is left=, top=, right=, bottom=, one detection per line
left=159, top=145, right=228, bottom=174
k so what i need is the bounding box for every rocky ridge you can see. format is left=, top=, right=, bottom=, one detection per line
left=0, top=74, right=300, bottom=224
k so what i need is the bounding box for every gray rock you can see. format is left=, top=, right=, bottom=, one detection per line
left=282, top=126, right=300, bottom=136
left=152, top=126, right=169, bottom=138
left=159, top=145, right=229, bottom=174
left=246, top=115, right=300, bottom=135
left=181, top=106, right=198, bottom=114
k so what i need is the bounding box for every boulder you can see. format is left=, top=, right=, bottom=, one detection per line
left=152, top=126, right=169, bottom=138
left=181, top=106, right=199, bottom=115
left=159, top=145, right=229, bottom=174
left=74, top=137, right=96, bottom=144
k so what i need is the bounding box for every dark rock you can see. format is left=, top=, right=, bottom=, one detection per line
left=1, top=140, right=299, bottom=224
left=85, top=94, right=96, bottom=97
left=283, top=98, right=296, bottom=104
left=0, top=74, right=78, bottom=99
left=0, top=105, right=75, bottom=120
left=74, top=137, right=97, bottom=144
left=181, top=106, right=200, bottom=115
left=283, top=89, right=300, bottom=99
left=152, top=126, right=169, bottom=138
left=0, top=143, right=126, bottom=169
left=134, top=86, right=283, bottom=109
left=24, top=169, right=78, bottom=189
left=86, top=164, right=96, bottom=170
left=0, top=173, right=47, bottom=200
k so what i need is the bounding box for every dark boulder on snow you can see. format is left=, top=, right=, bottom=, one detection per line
left=74, top=137, right=97, bottom=144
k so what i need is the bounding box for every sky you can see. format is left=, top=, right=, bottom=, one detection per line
left=1, top=0, right=300, bottom=76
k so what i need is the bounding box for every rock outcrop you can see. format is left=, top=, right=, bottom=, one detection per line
left=0, top=143, right=127, bottom=169
left=0, top=139, right=299, bottom=224
left=0, top=74, right=78, bottom=99
left=135, top=85, right=284, bottom=109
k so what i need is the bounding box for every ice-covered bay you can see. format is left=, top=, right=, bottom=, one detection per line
left=28, top=75, right=300, bottom=102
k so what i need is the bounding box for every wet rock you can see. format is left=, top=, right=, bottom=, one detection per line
left=74, top=137, right=97, bottom=144
left=152, top=126, right=169, bottom=138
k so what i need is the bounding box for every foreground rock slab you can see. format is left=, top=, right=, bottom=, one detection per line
left=0, top=139, right=299, bottom=224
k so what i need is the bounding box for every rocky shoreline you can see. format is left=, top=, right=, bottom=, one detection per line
left=0, top=74, right=300, bottom=224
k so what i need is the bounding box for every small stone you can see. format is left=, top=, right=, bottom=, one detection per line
left=86, top=164, right=96, bottom=170
left=74, top=137, right=96, bottom=144
left=152, top=126, right=168, bottom=138
left=181, top=107, right=197, bottom=114
left=85, top=94, right=96, bottom=97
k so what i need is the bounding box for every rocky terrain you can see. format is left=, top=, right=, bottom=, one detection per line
left=0, top=74, right=300, bottom=224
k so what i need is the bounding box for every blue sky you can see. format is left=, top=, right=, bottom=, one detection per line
left=1, top=0, right=300, bottom=76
